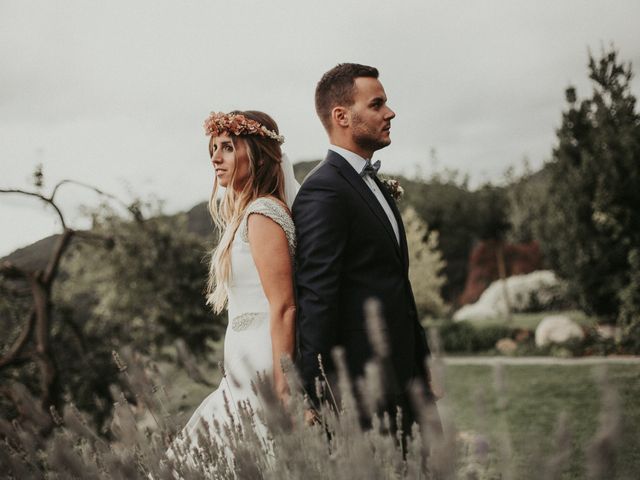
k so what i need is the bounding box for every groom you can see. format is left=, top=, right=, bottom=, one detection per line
left=293, top=63, right=440, bottom=435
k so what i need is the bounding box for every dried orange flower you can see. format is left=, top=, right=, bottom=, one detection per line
left=203, top=112, right=285, bottom=144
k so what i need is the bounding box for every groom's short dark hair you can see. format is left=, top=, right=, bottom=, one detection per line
left=315, top=63, right=379, bottom=131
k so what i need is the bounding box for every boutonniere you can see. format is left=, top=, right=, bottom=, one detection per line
left=381, top=177, right=404, bottom=201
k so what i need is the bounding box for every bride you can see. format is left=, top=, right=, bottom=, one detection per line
left=169, top=110, right=299, bottom=469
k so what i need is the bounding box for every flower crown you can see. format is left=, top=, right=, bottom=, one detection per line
left=203, top=112, right=285, bottom=144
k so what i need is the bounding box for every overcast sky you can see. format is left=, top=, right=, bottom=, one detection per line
left=1, top=0, right=639, bottom=256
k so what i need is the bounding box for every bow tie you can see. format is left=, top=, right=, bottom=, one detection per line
left=360, top=159, right=381, bottom=178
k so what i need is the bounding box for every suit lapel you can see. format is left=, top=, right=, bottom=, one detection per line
left=374, top=175, right=410, bottom=270
left=326, top=151, right=402, bottom=258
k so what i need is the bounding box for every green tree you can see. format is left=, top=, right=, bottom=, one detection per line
left=506, top=166, right=553, bottom=245
left=544, top=48, right=640, bottom=326
left=46, top=202, right=225, bottom=426
left=55, top=202, right=224, bottom=355
left=408, top=176, right=479, bottom=303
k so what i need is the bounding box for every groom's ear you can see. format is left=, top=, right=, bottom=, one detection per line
left=332, top=106, right=350, bottom=128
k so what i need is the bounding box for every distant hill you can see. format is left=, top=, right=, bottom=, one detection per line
left=2, top=202, right=217, bottom=272
left=2, top=234, right=62, bottom=272
left=293, top=160, right=321, bottom=182
left=184, top=201, right=214, bottom=239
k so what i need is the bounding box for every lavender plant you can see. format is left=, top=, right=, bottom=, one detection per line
left=0, top=324, right=625, bottom=479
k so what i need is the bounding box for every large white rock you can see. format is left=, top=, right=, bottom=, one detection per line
left=535, top=315, right=585, bottom=347
left=454, top=270, right=565, bottom=322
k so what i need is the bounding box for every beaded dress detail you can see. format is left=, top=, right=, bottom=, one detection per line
left=172, top=197, right=295, bottom=463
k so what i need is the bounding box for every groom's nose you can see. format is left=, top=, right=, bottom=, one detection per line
left=384, top=107, right=396, bottom=120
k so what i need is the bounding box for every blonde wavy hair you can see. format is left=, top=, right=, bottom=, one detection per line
left=206, top=110, right=286, bottom=313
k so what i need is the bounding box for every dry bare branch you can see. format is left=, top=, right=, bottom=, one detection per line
left=51, top=179, right=130, bottom=212
left=0, top=188, right=66, bottom=229
left=42, top=229, right=74, bottom=285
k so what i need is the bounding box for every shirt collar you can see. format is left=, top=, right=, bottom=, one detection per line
left=328, top=144, right=368, bottom=175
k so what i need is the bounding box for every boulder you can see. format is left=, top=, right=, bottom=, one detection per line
left=535, top=315, right=585, bottom=347
left=454, top=270, right=566, bottom=322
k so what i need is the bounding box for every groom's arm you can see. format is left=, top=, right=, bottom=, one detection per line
left=293, top=177, right=348, bottom=401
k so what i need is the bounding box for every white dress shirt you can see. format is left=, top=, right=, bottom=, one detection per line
left=328, top=145, right=400, bottom=245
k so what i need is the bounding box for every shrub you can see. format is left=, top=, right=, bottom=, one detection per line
left=55, top=204, right=225, bottom=355
left=473, top=324, right=514, bottom=351
left=618, top=249, right=640, bottom=353
left=403, top=207, right=447, bottom=317
left=434, top=321, right=514, bottom=353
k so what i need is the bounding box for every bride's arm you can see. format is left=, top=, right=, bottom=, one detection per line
left=247, top=213, right=296, bottom=403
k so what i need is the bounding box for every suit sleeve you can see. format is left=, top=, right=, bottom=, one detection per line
left=293, top=177, right=348, bottom=399
left=415, top=319, right=431, bottom=373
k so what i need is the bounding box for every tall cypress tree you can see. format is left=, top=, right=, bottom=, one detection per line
left=545, top=48, right=640, bottom=325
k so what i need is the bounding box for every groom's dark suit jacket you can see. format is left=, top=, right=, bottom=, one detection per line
left=293, top=150, right=433, bottom=419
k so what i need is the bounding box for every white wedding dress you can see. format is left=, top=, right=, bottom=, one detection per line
left=169, top=197, right=296, bottom=469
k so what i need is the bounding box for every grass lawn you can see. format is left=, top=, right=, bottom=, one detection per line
left=441, top=363, right=640, bottom=479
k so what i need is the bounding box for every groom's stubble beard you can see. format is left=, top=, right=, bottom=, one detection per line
left=350, top=110, right=391, bottom=154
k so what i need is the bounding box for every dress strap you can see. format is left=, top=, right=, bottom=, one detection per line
left=240, top=197, right=296, bottom=254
